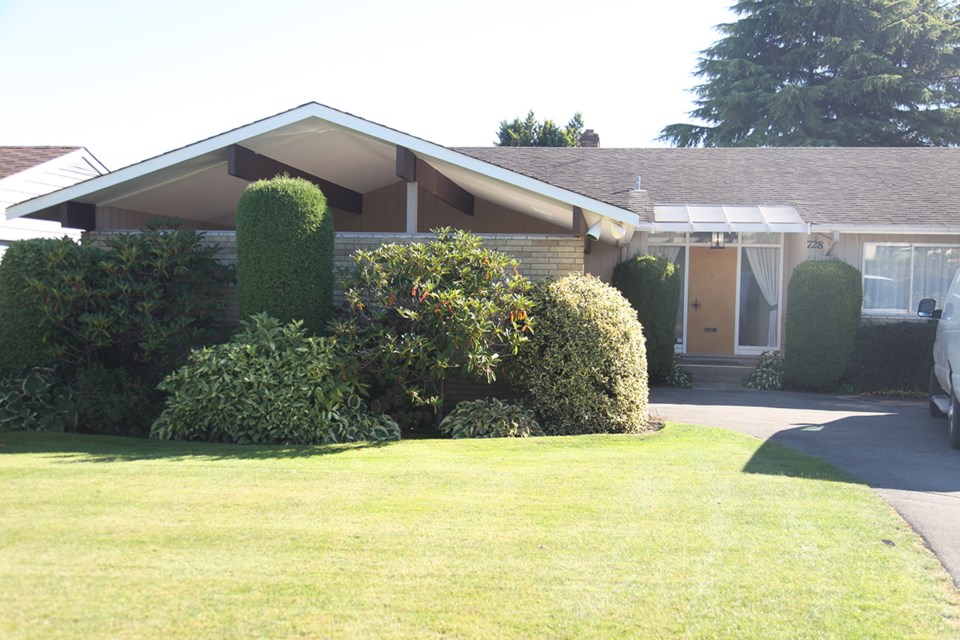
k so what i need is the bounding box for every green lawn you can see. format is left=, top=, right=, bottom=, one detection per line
left=1, top=424, right=957, bottom=639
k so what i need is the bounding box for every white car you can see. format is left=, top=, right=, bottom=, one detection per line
left=918, top=272, right=960, bottom=449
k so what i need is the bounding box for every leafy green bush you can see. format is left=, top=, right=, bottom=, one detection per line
left=21, top=224, right=233, bottom=436
left=73, top=365, right=158, bottom=437
left=0, top=238, right=64, bottom=374
left=0, top=368, right=76, bottom=432
left=336, top=228, right=532, bottom=419
left=844, top=322, right=936, bottom=394
left=743, top=351, right=785, bottom=390
left=28, top=223, right=233, bottom=381
left=236, top=176, right=334, bottom=334
left=511, top=274, right=649, bottom=435
left=438, top=398, right=543, bottom=439
left=784, top=261, right=862, bottom=391
left=152, top=314, right=397, bottom=445
left=612, top=255, right=682, bottom=384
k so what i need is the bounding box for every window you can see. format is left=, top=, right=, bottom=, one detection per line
left=862, top=243, right=960, bottom=313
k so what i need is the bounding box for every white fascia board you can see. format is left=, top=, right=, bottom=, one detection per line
left=813, top=224, right=960, bottom=235
left=8, top=103, right=640, bottom=229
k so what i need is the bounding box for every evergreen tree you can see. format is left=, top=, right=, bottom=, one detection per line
left=660, top=0, right=960, bottom=147
left=496, top=111, right=585, bottom=146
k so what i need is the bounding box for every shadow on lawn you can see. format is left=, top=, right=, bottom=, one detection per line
left=0, top=431, right=396, bottom=463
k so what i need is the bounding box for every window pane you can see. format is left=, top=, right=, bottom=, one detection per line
left=648, top=232, right=685, bottom=245
left=740, top=232, right=780, bottom=245
left=690, top=232, right=736, bottom=245
left=913, top=246, right=960, bottom=307
left=863, top=245, right=911, bottom=311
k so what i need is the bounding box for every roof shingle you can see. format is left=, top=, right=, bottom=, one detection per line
left=0, top=146, right=80, bottom=178
left=455, top=147, right=960, bottom=228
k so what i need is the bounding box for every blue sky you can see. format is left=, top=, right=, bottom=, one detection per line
left=0, top=0, right=735, bottom=170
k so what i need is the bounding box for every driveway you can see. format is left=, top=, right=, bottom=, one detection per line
left=649, top=387, right=960, bottom=585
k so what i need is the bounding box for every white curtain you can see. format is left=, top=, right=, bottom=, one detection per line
left=863, top=245, right=911, bottom=310
left=914, top=246, right=960, bottom=304
left=744, top=247, right=779, bottom=346
left=649, top=245, right=681, bottom=264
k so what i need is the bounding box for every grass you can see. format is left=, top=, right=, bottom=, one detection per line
left=1, top=424, right=958, bottom=639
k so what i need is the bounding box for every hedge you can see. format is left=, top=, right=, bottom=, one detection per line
left=784, top=260, right=862, bottom=391
left=612, top=254, right=681, bottom=385
left=236, top=176, right=334, bottom=334
left=844, top=321, right=937, bottom=394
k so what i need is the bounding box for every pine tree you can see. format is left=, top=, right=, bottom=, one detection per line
left=496, top=111, right=585, bottom=146
left=660, top=0, right=960, bottom=147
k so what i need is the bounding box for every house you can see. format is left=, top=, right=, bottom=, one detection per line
left=0, top=146, right=107, bottom=261
left=6, top=103, right=959, bottom=357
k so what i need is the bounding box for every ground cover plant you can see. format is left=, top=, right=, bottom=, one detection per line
left=2, top=426, right=956, bottom=639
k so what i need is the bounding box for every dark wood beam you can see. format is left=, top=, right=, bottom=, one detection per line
left=395, top=147, right=474, bottom=216
left=227, top=145, right=362, bottom=214
left=60, top=201, right=96, bottom=231
left=573, top=206, right=590, bottom=254
left=396, top=146, right=417, bottom=183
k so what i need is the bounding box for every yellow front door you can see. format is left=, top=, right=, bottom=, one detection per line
left=687, top=246, right=737, bottom=354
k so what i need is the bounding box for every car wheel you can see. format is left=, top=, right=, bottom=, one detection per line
left=930, top=367, right=947, bottom=417
left=949, top=393, right=960, bottom=450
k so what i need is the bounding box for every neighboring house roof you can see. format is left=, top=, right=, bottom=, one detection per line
left=0, top=147, right=107, bottom=243
left=457, top=147, right=960, bottom=233
left=6, top=103, right=639, bottom=244
left=0, top=146, right=81, bottom=178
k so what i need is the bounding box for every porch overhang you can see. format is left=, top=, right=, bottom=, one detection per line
left=651, top=205, right=808, bottom=234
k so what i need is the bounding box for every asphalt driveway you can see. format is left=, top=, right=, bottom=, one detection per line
left=649, top=387, right=960, bottom=586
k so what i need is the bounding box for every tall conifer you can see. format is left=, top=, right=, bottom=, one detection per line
left=661, top=0, right=960, bottom=147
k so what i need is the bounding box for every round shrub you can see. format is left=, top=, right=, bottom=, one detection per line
left=151, top=314, right=398, bottom=445
left=612, top=254, right=682, bottom=385
left=784, top=260, right=862, bottom=391
left=511, top=274, right=649, bottom=435
left=439, top=398, right=543, bottom=439
left=236, top=176, right=334, bottom=334
left=0, top=238, right=67, bottom=374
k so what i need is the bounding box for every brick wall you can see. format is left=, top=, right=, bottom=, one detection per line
left=187, top=231, right=584, bottom=323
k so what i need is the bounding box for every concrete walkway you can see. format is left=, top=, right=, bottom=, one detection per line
left=649, top=387, right=960, bottom=586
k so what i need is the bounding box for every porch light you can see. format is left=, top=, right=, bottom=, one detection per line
left=710, top=232, right=725, bottom=249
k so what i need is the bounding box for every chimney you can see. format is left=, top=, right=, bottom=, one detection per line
left=580, top=129, right=600, bottom=148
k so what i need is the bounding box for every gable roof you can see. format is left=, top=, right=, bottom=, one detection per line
left=6, top=103, right=639, bottom=243
left=457, top=147, right=960, bottom=233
